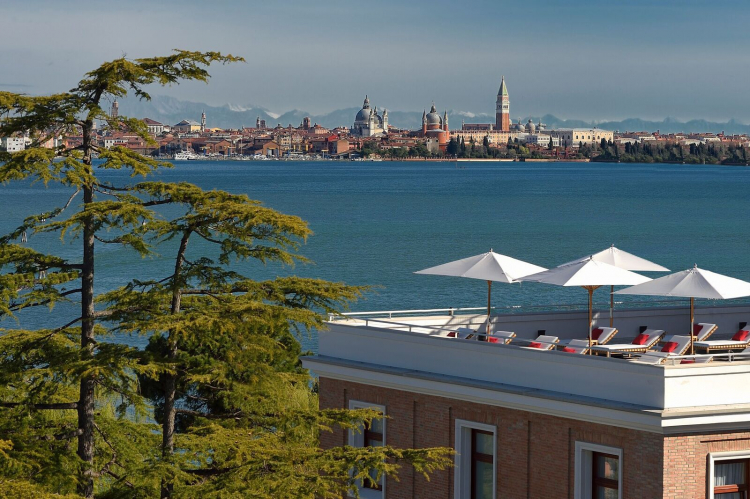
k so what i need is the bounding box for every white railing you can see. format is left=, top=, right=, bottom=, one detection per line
left=329, top=298, right=750, bottom=322
left=329, top=315, right=750, bottom=365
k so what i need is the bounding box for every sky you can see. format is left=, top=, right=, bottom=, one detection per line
left=2, top=0, right=750, bottom=122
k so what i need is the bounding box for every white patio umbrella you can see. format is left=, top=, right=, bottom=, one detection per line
left=615, top=265, right=750, bottom=354
left=414, top=250, right=546, bottom=318
left=564, top=245, right=669, bottom=326
left=518, top=257, right=651, bottom=353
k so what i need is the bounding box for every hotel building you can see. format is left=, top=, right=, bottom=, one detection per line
left=304, top=303, right=750, bottom=498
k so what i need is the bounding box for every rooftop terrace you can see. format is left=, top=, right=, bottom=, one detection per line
left=304, top=303, right=750, bottom=434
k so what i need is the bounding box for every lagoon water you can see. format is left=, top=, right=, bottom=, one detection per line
left=3, top=160, right=750, bottom=351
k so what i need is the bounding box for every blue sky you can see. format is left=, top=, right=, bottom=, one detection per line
left=2, top=0, right=750, bottom=121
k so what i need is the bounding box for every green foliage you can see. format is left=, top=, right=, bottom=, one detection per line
left=0, top=51, right=451, bottom=498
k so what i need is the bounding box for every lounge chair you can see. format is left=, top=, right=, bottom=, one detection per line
left=590, top=329, right=665, bottom=357
left=521, top=335, right=559, bottom=350
left=660, top=322, right=717, bottom=345
left=452, top=327, right=477, bottom=340
left=590, top=326, right=618, bottom=345
left=630, top=335, right=694, bottom=364
left=558, top=339, right=590, bottom=354
left=485, top=331, right=516, bottom=344
left=694, top=328, right=750, bottom=353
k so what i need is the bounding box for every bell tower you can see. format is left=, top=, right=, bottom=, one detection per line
left=495, top=76, right=510, bottom=132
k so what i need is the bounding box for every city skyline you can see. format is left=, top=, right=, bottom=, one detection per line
left=3, top=0, right=750, bottom=122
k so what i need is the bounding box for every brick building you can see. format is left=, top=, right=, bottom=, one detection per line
left=304, top=304, right=750, bottom=498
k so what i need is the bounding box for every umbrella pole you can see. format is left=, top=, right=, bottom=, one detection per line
left=690, top=296, right=695, bottom=355
left=610, top=284, right=614, bottom=328
left=588, top=287, right=594, bottom=355
left=486, top=280, right=492, bottom=340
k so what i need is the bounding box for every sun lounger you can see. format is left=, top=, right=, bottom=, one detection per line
left=590, top=326, right=618, bottom=345
left=558, top=339, right=590, bottom=354
left=590, top=329, right=665, bottom=357
left=661, top=322, right=717, bottom=344
left=630, top=335, right=694, bottom=364
left=694, top=328, right=750, bottom=353
left=521, top=335, right=559, bottom=350
left=486, top=331, right=516, bottom=344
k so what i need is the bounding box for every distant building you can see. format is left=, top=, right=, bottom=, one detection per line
left=143, top=118, right=164, bottom=136
left=111, top=100, right=119, bottom=119
left=421, top=103, right=450, bottom=152
left=173, top=120, right=202, bottom=133
left=525, top=133, right=560, bottom=147
left=256, top=117, right=267, bottom=129
left=551, top=128, right=614, bottom=147
left=200, top=110, right=206, bottom=133
left=351, top=96, right=388, bottom=137
left=1, top=137, right=25, bottom=152
left=496, top=76, right=510, bottom=132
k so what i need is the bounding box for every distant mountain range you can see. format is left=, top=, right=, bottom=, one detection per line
left=116, top=95, right=750, bottom=135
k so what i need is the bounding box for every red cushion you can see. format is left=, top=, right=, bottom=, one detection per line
left=487, top=337, right=500, bottom=344
left=447, top=332, right=457, bottom=338
left=632, top=333, right=649, bottom=345
left=562, top=347, right=576, bottom=353
left=732, top=330, right=750, bottom=342
left=591, top=328, right=604, bottom=340
left=692, top=324, right=703, bottom=336
left=661, top=341, right=679, bottom=353
left=529, top=342, right=543, bottom=348
left=680, top=359, right=695, bottom=364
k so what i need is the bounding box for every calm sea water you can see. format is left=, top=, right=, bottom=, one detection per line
left=3, top=160, right=750, bottom=351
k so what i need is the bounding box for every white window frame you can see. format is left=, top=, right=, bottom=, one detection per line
left=708, top=450, right=750, bottom=499
left=348, top=400, right=386, bottom=499
left=454, top=419, right=497, bottom=499
left=574, top=441, right=623, bottom=499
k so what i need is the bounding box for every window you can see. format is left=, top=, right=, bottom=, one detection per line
left=455, top=419, right=496, bottom=499
left=714, top=460, right=748, bottom=498
left=575, top=442, right=622, bottom=499
left=592, top=452, right=619, bottom=499
left=348, top=401, right=386, bottom=499
left=709, top=452, right=750, bottom=499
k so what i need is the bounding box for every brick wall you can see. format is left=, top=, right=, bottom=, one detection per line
left=318, top=377, right=665, bottom=498
left=664, top=432, right=750, bottom=499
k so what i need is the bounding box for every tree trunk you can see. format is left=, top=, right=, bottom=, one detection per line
left=161, top=230, right=191, bottom=499
left=77, top=119, right=96, bottom=498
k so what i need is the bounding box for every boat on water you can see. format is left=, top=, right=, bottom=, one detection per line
left=173, top=151, right=199, bottom=160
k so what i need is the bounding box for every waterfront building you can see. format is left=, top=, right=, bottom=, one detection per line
left=451, top=129, right=510, bottom=147
left=306, top=303, right=750, bottom=498
left=421, top=103, right=450, bottom=152
left=525, top=132, right=560, bottom=147
left=200, top=110, right=206, bottom=133
left=551, top=128, right=614, bottom=147
left=351, top=96, right=389, bottom=137
left=496, top=76, right=510, bottom=131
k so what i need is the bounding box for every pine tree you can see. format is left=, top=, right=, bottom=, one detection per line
left=0, top=53, right=452, bottom=498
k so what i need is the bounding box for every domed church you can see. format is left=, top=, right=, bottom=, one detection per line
left=351, top=96, right=388, bottom=137
left=420, top=103, right=450, bottom=151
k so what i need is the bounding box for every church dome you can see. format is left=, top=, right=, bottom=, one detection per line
left=355, top=107, right=371, bottom=123
left=425, top=104, right=441, bottom=125
left=526, top=119, right=536, bottom=133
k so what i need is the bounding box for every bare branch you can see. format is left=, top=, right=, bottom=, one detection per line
left=62, top=188, right=81, bottom=211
